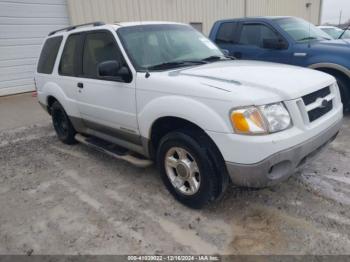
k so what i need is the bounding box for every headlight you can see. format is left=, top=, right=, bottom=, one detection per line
left=230, top=102, right=291, bottom=135
left=259, top=103, right=291, bottom=133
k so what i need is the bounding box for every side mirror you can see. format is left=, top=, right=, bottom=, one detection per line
left=221, top=49, right=230, bottom=56
left=98, top=60, right=121, bottom=77
left=262, top=38, right=288, bottom=50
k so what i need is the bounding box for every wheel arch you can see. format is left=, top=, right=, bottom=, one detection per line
left=310, top=63, right=350, bottom=107
left=149, top=116, right=208, bottom=156
left=41, top=81, right=78, bottom=117
left=47, top=95, right=59, bottom=114
left=138, top=96, right=231, bottom=139
left=149, top=116, right=231, bottom=201
left=309, top=63, right=350, bottom=79
left=146, top=116, right=228, bottom=177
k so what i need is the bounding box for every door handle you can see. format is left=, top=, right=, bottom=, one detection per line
left=77, top=82, right=84, bottom=88
left=233, top=52, right=242, bottom=59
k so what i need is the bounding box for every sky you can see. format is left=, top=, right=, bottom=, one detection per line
left=322, top=0, right=350, bottom=24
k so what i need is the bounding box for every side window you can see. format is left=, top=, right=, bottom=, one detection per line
left=37, top=36, right=63, bottom=74
left=239, top=24, right=279, bottom=48
left=59, top=34, right=81, bottom=76
left=83, top=31, right=125, bottom=79
left=215, top=22, right=237, bottom=43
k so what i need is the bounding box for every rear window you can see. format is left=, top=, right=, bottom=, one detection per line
left=37, top=36, right=63, bottom=74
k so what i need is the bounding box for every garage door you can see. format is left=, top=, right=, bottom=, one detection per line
left=0, top=0, right=69, bottom=96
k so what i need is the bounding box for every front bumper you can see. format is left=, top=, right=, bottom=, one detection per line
left=225, top=118, right=342, bottom=188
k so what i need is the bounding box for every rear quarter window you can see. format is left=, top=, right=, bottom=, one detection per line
left=37, top=36, right=63, bottom=74
left=59, top=33, right=82, bottom=76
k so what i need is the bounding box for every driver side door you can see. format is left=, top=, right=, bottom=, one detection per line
left=76, top=30, right=139, bottom=138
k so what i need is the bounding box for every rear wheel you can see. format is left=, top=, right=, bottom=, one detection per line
left=51, top=101, right=76, bottom=144
left=156, top=130, right=228, bottom=209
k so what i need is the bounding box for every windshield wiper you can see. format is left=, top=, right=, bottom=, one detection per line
left=147, top=56, right=232, bottom=70
left=297, top=36, right=318, bottom=42
left=201, top=55, right=234, bottom=62
left=339, top=25, right=350, bottom=39
left=201, top=55, right=224, bottom=61
left=147, top=60, right=206, bottom=70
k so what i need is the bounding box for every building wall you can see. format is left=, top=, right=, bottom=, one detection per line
left=246, top=0, right=321, bottom=25
left=67, top=0, right=321, bottom=35
left=0, top=0, right=70, bottom=96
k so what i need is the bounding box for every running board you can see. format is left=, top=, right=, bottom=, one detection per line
left=75, top=134, right=153, bottom=168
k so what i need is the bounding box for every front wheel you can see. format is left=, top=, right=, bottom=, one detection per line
left=51, top=101, right=77, bottom=144
left=335, top=75, right=350, bottom=111
left=157, top=130, right=227, bottom=209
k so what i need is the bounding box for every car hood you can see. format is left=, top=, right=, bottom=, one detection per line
left=311, top=39, right=350, bottom=49
left=167, top=60, right=334, bottom=104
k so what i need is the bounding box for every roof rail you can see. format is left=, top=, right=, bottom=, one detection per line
left=48, top=21, right=105, bottom=36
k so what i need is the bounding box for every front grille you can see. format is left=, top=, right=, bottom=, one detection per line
left=302, top=86, right=330, bottom=105
left=307, top=100, right=333, bottom=122
left=302, top=86, right=333, bottom=122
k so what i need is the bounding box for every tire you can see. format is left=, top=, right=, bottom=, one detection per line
left=51, top=101, right=77, bottom=144
left=335, top=75, right=350, bottom=111
left=156, top=129, right=229, bottom=209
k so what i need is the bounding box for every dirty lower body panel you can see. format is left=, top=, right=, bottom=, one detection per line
left=226, top=119, right=342, bottom=188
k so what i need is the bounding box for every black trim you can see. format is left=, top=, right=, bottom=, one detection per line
left=84, top=119, right=142, bottom=145
left=69, top=115, right=141, bottom=146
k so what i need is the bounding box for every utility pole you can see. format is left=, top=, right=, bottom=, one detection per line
left=339, top=10, right=342, bottom=26
left=318, top=0, right=324, bottom=25
left=306, top=2, right=312, bottom=22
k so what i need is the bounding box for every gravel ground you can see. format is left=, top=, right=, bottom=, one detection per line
left=0, top=116, right=350, bottom=255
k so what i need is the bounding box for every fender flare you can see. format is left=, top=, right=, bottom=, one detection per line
left=138, top=95, right=231, bottom=139
left=42, top=81, right=80, bottom=118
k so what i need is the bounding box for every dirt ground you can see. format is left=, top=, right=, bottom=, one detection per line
left=1, top=94, right=350, bottom=255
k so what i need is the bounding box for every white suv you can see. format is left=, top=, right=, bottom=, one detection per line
left=35, top=21, right=343, bottom=208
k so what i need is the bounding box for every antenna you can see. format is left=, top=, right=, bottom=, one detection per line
left=306, top=2, right=312, bottom=48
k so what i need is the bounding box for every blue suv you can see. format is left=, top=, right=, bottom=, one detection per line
left=209, top=16, right=350, bottom=109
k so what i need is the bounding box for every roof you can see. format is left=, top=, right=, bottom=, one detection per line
left=215, top=16, right=292, bottom=23
left=114, top=21, right=185, bottom=27
left=48, top=21, right=187, bottom=36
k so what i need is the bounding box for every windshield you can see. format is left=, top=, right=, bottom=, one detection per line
left=117, top=24, right=224, bottom=71
left=275, top=17, right=331, bottom=42
left=320, top=27, right=343, bottom=39
left=341, top=29, right=350, bottom=39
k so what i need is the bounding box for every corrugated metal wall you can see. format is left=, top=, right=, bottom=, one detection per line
left=67, top=0, right=321, bottom=35
left=0, top=0, right=70, bottom=96
left=67, top=0, right=245, bottom=34
left=246, top=0, right=321, bottom=25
